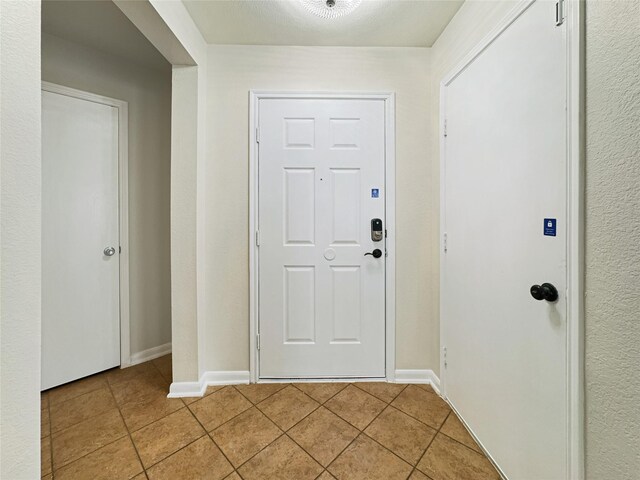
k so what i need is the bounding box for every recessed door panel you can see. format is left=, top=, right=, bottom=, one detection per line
left=331, top=266, right=361, bottom=343
left=330, top=168, right=361, bottom=245
left=284, top=266, right=316, bottom=344
left=284, top=168, right=315, bottom=245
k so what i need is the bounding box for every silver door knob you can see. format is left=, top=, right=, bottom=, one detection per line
left=103, top=247, right=116, bottom=257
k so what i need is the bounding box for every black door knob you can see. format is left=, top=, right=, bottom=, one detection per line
left=364, top=249, right=383, bottom=259
left=530, top=283, right=559, bottom=302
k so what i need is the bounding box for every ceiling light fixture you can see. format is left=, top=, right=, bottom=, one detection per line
left=300, top=0, right=363, bottom=19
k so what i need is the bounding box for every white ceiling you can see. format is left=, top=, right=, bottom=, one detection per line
left=183, top=0, right=465, bottom=47
left=41, top=0, right=170, bottom=71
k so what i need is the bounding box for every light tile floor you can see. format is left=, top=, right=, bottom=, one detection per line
left=41, top=355, right=500, bottom=480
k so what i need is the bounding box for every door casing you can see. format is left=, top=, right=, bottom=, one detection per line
left=249, top=91, right=396, bottom=383
left=41, top=81, right=132, bottom=369
left=438, top=0, right=584, bottom=478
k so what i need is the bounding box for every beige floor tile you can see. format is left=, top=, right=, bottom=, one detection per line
left=355, top=383, right=406, bottom=403
left=364, top=407, right=437, bottom=465
left=293, top=383, right=348, bottom=404
left=417, top=434, right=500, bottom=480
left=391, top=386, right=450, bottom=429
left=41, top=408, right=50, bottom=439
left=328, top=434, right=412, bottom=480
left=41, top=435, right=52, bottom=476
left=439, top=413, right=480, bottom=452
left=234, top=383, right=287, bottom=404
left=224, top=473, right=241, bottom=480
left=183, top=385, right=225, bottom=405
left=152, top=355, right=173, bottom=382
left=408, top=470, right=431, bottom=479
left=131, top=408, right=205, bottom=468
left=237, top=435, right=323, bottom=480
left=210, top=407, right=282, bottom=467
left=257, top=385, right=319, bottom=431
left=50, top=387, right=116, bottom=433
left=325, top=385, right=386, bottom=430
left=42, top=475, right=52, bottom=480
left=54, top=436, right=143, bottom=480
left=106, top=362, right=158, bottom=387
left=288, top=407, right=359, bottom=467
left=131, top=473, right=148, bottom=480
left=48, top=374, right=108, bottom=406
left=189, top=386, right=252, bottom=431
left=146, top=435, right=233, bottom=480
left=51, top=408, right=127, bottom=469
left=120, top=392, right=185, bottom=432
left=317, top=472, right=337, bottom=480
left=110, top=369, right=169, bottom=406
left=415, top=384, right=437, bottom=393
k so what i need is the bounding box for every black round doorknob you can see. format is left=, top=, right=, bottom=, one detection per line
left=364, top=249, right=383, bottom=259
left=530, top=283, right=559, bottom=302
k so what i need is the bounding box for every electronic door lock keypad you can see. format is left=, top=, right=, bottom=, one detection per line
left=371, top=218, right=383, bottom=242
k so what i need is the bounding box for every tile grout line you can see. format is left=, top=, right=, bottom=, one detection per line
left=104, top=373, right=149, bottom=478
left=226, top=383, right=352, bottom=475
left=48, top=376, right=131, bottom=474
left=46, top=393, right=53, bottom=478
left=409, top=410, right=452, bottom=479
left=322, top=384, right=407, bottom=475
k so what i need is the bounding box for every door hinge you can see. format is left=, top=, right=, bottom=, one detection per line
left=255, top=230, right=260, bottom=247
left=443, top=119, right=448, bottom=138
left=555, top=0, right=565, bottom=26
left=443, top=346, right=448, bottom=369
left=256, top=126, right=260, bottom=143
left=256, top=334, right=260, bottom=350
left=119, top=246, right=122, bottom=254
left=443, top=232, right=448, bottom=253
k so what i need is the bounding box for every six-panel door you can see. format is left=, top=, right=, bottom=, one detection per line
left=258, top=98, right=386, bottom=378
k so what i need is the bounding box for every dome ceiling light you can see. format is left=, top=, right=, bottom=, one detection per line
left=300, top=0, right=363, bottom=19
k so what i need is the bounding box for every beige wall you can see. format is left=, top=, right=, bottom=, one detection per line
left=204, top=45, right=432, bottom=372
left=41, top=33, right=173, bottom=357
left=585, top=0, right=640, bottom=477
left=0, top=2, right=42, bottom=477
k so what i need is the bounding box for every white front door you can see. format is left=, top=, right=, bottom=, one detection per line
left=442, top=1, right=568, bottom=478
left=258, top=98, right=386, bottom=378
left=41, top=88, right=121, bottom=390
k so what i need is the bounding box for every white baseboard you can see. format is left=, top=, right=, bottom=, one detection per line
left=168, top=370, right=250, bottom=399
left=126, top=343, right=172, bottom=367
left=394, top=369, right=441, bottom=395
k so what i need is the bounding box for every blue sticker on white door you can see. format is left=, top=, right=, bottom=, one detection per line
left=544, top=218, right=556, bottom=236
left=371, top=188, right=379, bottom=198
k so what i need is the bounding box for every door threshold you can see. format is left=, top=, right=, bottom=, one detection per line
left=258, top=376, right=387, bottom=384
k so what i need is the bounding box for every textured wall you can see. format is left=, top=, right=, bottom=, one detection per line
left=204, top=45, right=431, bottom=372
left=0, top=1, right=42, bottom=478
left=585, top=0, right=640, bottom=477
left=41, top=33, right=173, bottom=357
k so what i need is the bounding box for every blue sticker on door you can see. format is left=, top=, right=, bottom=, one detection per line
left=371, top=188, right=379, bottom=198
left=544, top=218, right=557, bottom=236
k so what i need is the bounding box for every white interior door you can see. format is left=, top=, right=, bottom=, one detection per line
left=42, top=89, right=121, bottom=390
left=258, top=97, right=386, bottom=378
left=442, top=1, right=568, bottom=478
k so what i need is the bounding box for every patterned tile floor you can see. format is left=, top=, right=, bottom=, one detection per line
left=40, top=355, right=500, bottom=480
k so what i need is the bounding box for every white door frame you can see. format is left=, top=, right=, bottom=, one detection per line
left=438, top=0, right=584, bottom=478
left=249, top=91, right=396, bottom=383
left=41, top=81, right=132, bottom=368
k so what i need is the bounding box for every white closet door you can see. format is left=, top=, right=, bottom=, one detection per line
left=42, top=90, right=120, bottom=390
